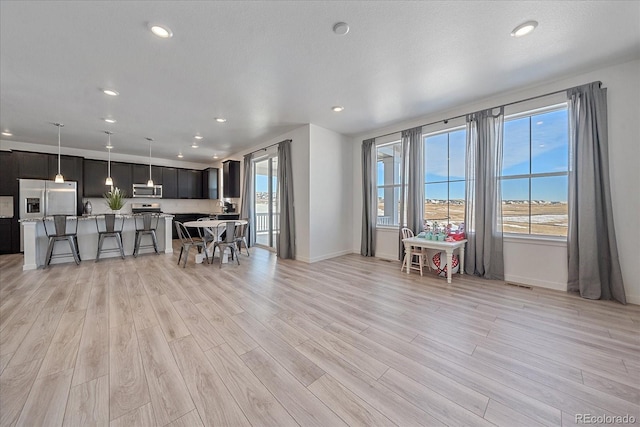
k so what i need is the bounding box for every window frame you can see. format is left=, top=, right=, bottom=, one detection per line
left=375, top=139, right=404, bottom=228
left=423, top=125, right=466, bottom=230
left=501, top=102, right=569, bottom=238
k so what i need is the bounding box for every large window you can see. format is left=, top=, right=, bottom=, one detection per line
left=423, top=128, right=466, bottom=231
left=502, top=104, right=569, bottom=236
left=376, top=141, right=402, bottom=226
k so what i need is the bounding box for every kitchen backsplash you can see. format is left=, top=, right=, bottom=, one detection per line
left=84, top=197, right=222, bottom=215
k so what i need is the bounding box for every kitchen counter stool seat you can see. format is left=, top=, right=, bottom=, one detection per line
left=95, top=214, right=125, bottom=261
left=43, top=215, right=80, bottom=267
left=133, top=213, right=160, bottom=257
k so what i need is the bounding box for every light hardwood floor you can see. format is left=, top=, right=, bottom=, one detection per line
left=1, top=243, right=639, bottom=426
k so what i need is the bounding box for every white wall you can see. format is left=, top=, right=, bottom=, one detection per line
left=351, top=59, right=640, bottom=304
left=307, top=124, right=353, bottom=262
left=224, top=125, right=312, bottom=262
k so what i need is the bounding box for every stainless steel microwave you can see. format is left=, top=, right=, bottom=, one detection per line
left=132, top=184, right=163, bottom=198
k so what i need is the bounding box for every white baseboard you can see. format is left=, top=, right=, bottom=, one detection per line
left=504, top=274, right=566, bottom=292
left=297, top=249, right=354, bottom=264
left=625, top=293, right=640, bottom=305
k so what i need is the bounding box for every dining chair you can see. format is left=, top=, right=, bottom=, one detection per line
left=212, top=221, right=240, bottom=268
left=401, top=227, right=426, bottom=276
left=175, top=221, right=210, bottom=267
left=234, top=219, right=250, bottom=256
left=43, top=215, right=80, bottom=267
left=196, top=216, right=216, bottom=248
left=94, top=213, right=125, bottom=261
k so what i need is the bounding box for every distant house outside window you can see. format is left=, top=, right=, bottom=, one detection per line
left=502, top=104, right=569, bottom=236
left=376, top=141, right=403, bottom=226
left=423, top=127, right=466, bottom=231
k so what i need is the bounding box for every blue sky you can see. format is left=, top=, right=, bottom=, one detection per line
left=379, top=108, right=569, bottom=202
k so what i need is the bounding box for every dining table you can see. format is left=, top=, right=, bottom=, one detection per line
left=182, top=219, right=248, bottom=263
left=402, top=237, right=468, bottom=283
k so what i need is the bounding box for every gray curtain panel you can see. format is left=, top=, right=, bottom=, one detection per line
left=398, top=126, right=425, bottom=259
left=239, top=152, right=255, bottom=247
left=465, top=107, right=505, bottom=280
left=277, top=139, right=296, bottom=259
left=567, top=83, right=626, bottom=303
left=361, top=138, right=377, bottom=256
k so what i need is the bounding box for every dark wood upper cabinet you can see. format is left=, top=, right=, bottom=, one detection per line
left=203, top=168, right=219, bottom=199
left=47, top=154, right=83, bottom=181
left=222, top=160, right=241, bottom=198
left=16, top=151, right=49, bottom=179
left=83, top=159, right=108, bottom=197
left=177, top=168, right=203, bottom=199
left=132, top=164, right=162, bottom=185
left=110, top=162, right=132, bottom=196
left=162, top=167, right=178, bottom=198
left=0, top=151, right=17, bottom=196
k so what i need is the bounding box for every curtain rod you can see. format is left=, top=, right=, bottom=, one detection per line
left=372, top=80, right=602, bottom=140
left=246, top=139, right=291, bottom=157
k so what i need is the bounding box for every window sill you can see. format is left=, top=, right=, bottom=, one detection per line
left=376, top=225, right=399, bottom=232
left=503, top=233, right=567, bottom=247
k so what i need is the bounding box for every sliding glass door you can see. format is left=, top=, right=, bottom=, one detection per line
left=253, top=155, right=279, bottom=249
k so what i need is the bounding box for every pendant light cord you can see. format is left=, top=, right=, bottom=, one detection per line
left=108, top=133, right=111, bottom=177
left=57, top=124, right=61, bottom=175
left=149, top=140, right=152, bottom=180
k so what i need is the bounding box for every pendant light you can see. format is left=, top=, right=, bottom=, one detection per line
left=105, top=131, right=113, bottom=186
left=146, top=137, right=154, bottom=187
left=53, top=123, right=64, bottom=183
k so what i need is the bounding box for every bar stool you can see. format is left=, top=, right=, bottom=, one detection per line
left=133, top=213, right=160, bottom=257
left=95, top=213, right=125, bottom=261
left=43, top=215, right=80, bottom=267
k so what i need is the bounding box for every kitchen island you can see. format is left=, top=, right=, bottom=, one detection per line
left=19, top=214, right=174, bottom=270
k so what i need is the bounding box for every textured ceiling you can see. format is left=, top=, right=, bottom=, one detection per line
left=1, top=1, right=639, bottom=164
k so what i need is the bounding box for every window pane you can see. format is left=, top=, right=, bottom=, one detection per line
left=425, top=133, right=448, bottom=183
left=449, top=130, right=466, bottom=180
left=502, top=178, right=530, bottom=234
left=425, top=182, right=448, bottom=226
left=449, top=181, right=465, bottom=230
left=503, top=117, right=530, bottom=176
left=377, top=186, right=401, bottom=226
left=530, top=175, right=568, bottom=236
left=531, top=109, right=569, bottom=174
left=377, top=142, right=402, bottom=186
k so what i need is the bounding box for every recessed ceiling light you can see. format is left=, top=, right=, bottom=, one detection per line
left=1, top=131, right=12, bottom=136
left=215, top=117, right=227, bottom=123
left=150, top=25, right=173, bottom=39
left=213, top=155, right=219, bottom=159
left=102, top=89, right=119, bottom=96
left=332, top=106, right=345, bottom=112
left=177, top=152, right=184, bottom=158
left=103, top=118, right=117, bottom=124
left=191, top=142, right=199, bottom=148
left=333, top=22, right=350, bottom=35
left=194, top=135, right=204, bottom=140
left=510, top=21, right=538, bottom=38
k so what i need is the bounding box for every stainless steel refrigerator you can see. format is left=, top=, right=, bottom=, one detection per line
left=19, top=179, right=78, bottom=250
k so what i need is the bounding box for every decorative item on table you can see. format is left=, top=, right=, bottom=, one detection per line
left=104, top=187, right=126, bottom=213
left=430, top=252, right=460, bottom=277
left=448, top=222, right=466, bottom=241
left=83, top=200, right=92, bottom=215
left=417, top=231, right=426, bottom=238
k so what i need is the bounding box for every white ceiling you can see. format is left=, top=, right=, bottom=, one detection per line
left=1, top=1, right=639, bottom=164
